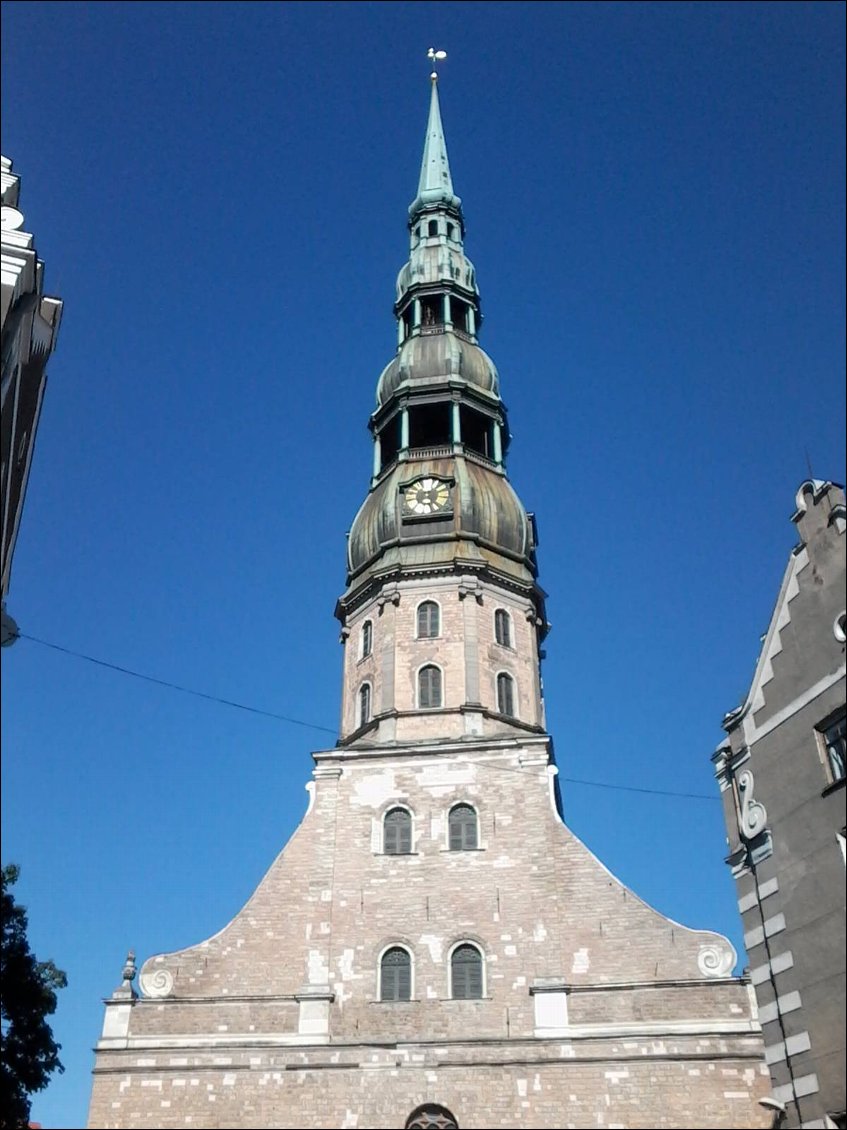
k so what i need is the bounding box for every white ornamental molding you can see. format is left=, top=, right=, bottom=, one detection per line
left=138, top=967, right=175, bottom=999
left=737, top=769, right=768, bottom=841
left=698, top=941, right=737, bottom=978
left=1, top=205, right=25, bottom=231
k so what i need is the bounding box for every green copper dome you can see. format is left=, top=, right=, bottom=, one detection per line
left=346, top=455, right=536, bottom=584
left=376, top=332, right=500, bottom=406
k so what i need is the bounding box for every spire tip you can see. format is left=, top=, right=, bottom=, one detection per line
left=427, top=47, right=447, bottom=82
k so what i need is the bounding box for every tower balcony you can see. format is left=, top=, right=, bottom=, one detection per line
left=418, top=322, right=475, bottom=345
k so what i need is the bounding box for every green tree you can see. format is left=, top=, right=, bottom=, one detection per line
left=1, top=864, right=67, bottom=1130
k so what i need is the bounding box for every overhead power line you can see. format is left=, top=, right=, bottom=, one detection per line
left=15, top=632, right=719, bottom=802
left=17, top=632, right=338, bottom=736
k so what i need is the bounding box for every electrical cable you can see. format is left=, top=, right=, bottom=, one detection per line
left=16, top=631, right=338, bottom=736
left=15, top=631, right=718, bottom=801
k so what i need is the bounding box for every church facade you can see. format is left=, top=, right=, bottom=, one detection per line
left=87, top=77, right=770, bottom=1130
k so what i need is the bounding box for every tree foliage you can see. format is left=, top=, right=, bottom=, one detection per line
left=1, top=864, right=67, bottom=1130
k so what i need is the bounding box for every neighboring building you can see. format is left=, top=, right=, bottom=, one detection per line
left=1, top=154, right=63, bottom=645
left=88, top=78, right=771, bottom=1130
left=714, top=479, right=846, bottom=1129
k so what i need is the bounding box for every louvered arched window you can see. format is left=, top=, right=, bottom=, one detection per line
left=380, top=946, right=412, bottom=1001
left=384, top=807, right=412, bottom=855
left=494, top=608, right=511, bottom=648
left=406, top=1105, right=459, bottom=1130
left=358, top=682, right=372, bottom=726
left=418, top=665, right=442, bottom=708
left=417, top=601, right=440, bottom=639
left=450, top=943, right=483, bottom=1000
left=361, top=619, right=373, bottom=659
left=448, top=803, right=478, bottom=851
left=496, top=672, right=515, bottom=717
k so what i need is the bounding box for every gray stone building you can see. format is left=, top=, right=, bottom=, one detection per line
left=1, top=154, right=63, bottom=645
left=88, top=77, right=771, bottom=1130
left=714, top=479, right=846, bottom=1129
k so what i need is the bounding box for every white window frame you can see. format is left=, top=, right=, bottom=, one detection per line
left=382, top=804, right=415, bottom=855
left=494, top=607, right=512, bottom=649
left=358, top=681, right=373, bottom=727
left=360, top=619, right=373, bottom=660
left=417, top=662, right=444, bottom=709
left=495, top=670, right=517, bottom=718
left=446, top=939, right=486, bottom=1000
left=415, top=598, right=442, bottom=640
left=377, top=942, right=415, bottom=1002
left=446, top=802, right=479, bottom=851
left=817, top=709, right=847, bottom=786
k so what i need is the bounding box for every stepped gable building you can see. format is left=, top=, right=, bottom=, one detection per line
left=714, top=479, right=846, bottom=1129
left=88, top=75, right=770, bottom=1130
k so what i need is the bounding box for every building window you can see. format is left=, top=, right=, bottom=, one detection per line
left=405, top=1105, right=459, bottom=1130
left=380, top=946, right=412, bottom=1001
left=428, top=220, right=438, bottom=237
left=384, top=807, right=412, bottom=855
left=496, top=672, right=516, bottom=717
left=450, top=942, right=483, bottom=999
left=361, top=620, right=373, bottom=659
left=446, top=223, right=455, bottom=239
left=358, top=683, right=372, bottom=726
left=418, top=665, right=443, bottom=709
left=448, top=803, right=478, bottom=850
left=820, top=712, right=846, bottom=784
left=417, top=600, right=440, bottom=638
left=494, top=608, right=511, bottom=647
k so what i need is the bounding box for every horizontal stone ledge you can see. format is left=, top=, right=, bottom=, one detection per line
left=91, top=1046, right=768, bottom=1077
left=116, top=993, right=331, bottom=1006
left=93, top=1021, right=762, bottom=1057
left=529, top=976, right=746, bottom=994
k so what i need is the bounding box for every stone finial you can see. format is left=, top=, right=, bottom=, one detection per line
left=122, top=951, right=137, bottom=986
left=112, top=950, right=138, bottom=999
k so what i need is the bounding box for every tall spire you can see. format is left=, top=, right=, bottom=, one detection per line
left=410, top=74, right=462, bottom=217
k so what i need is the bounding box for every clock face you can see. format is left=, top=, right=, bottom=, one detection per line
left=404, top=477, right=450, bottom=516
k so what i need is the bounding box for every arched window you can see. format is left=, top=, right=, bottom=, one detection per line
left=418, top=665, right=443, bottom=708
left=406, top=1105, right=459, bottom=1130
left=384, top=807, right=412, bottom=855
left=494, top=608, right=511, bottom=648
left=380, top=946, right=412, bottom=1001
left=358, top=682, right=372, bottom=726
left=361, top=619, right=373, bottom=659
left=496, top=672, right=516, bottom=717
left=417, top=600, right=440, bottom=638
left=428, top=219, right=438, bottom=237
left=450, top=943, right=483, bottom=1000
left=448, top=803, right=478, bottom=851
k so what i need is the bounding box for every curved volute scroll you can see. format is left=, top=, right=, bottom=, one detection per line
left=138, top=957, right=176, bottom=999
left=737, top=769, right=767, bottom=841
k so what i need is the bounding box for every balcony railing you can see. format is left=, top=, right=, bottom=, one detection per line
left=416, top=323, right=475, bottom=343
left=407, top=444, right=453, bottom=459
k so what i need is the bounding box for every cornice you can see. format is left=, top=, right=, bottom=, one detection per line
left=336, top=555, right=546, bottom=620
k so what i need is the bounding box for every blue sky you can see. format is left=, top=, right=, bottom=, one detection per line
left=1, top=2, right=844, bottom=1126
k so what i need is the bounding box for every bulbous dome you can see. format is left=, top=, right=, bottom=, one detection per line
left=395, top=245, right=479, bottom=301
left=347, top=454, right=535, bottom=585
left=376, top=332, right=500, bottom=406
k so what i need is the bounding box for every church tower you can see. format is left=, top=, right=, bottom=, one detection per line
left=88, top=73, right=771, bottom=1130
left=336, top=72, right=547, bottom=751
